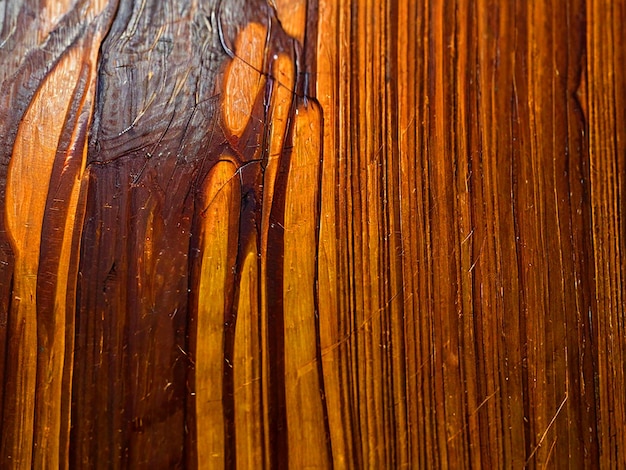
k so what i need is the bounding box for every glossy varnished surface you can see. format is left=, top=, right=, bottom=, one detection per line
left=0, top=0, right=625, bottom=468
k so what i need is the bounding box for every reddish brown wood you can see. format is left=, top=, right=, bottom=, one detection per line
left=0, top=0, right=625, bottom=468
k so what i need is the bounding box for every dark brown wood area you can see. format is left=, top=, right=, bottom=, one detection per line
left=0, top=0, right=624, bottom=468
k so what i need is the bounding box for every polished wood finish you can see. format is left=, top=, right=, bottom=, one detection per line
left=0, top=0, right=624, bottom=468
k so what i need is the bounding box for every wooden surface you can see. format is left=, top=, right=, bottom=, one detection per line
left=0, top=0, right=624, bottom=468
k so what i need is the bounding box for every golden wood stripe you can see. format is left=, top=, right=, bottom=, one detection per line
left=3, top=46, right=86, bottom=468
left=233, top=246, right=263, bottom=469
left=223, top=22, right=268, bottom=138
left=195, top=159, right=240, bottom=468
left=282, top=101, right=328, bottom=468
left=587, top=0, right=626, bottom=463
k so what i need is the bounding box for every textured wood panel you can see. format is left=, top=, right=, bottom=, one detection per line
left=0, top=0, right=624, bottom=468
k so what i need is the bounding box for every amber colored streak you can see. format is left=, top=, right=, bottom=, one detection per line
left=434, top=2, right=465, bottom=463
left=260, top=53, right=295, bottom=269
left=587, top=0, right=626, bottom=465
left=449, top=2, right=482, bottom=469
left=315, top=0, right=355, bottom=468
left=354, top=2, right=399, bottom=466
left=35, top=17, right=109, bottom=468
left=353, top=3, right=376, bottom=466
left=37, top=144, right=88, bottom=469
left=233, top=247, right=263, bottom=469
left=475, top=2, right=529, bottom=465
left=1, top=45, right=86, bottom=469
left=196, top=159, right=241, bottom=470
left=57, top=172, right=90, bottom=469
left=34, top=20, right=108, bottom=464
left=272, top=0, right=306, bottom=44
left=282, top=102, right=329, bottom=468
left=395, top=0, right=424, bottom=467
left=222, top=22, right=268, bottom=138
left=473, top=3, right=507, bottom=467
left=259, top=52, right=295, bottom=468
left=523, top=1, right=550, bottom=464
left=336, top=2, right=368, bottom=467
left=32, top=55, right=94, bottom=470
left=379, top=2, right=410, bottom=467
left=260, top=53, right=295, bottom=254
left=524, top=2, right=573, bottom=466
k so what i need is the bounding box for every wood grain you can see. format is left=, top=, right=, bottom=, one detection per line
left=0, top=0, right=624, bottom=468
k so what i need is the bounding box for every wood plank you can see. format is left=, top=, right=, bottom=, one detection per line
left=0, top=0, right=624, bottom=468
